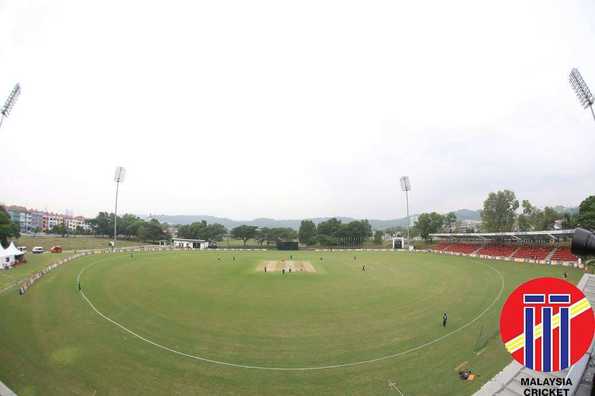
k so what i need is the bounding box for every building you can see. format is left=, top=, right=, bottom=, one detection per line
left=30, top=211, right=45, bottom=232
left=4, top=204, right=90, bottom=234
left=64, top=216, right=89, bottom=232
left=6, top=206, right=32, bottom=233
left=171, top=238, right=209, bottom=249
left=43, top=213, right=64, bottom=232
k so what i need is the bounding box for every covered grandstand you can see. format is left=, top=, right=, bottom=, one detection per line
left=429, top=229, right=580, bottom=266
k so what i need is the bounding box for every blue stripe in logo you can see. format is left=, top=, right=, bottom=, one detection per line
left=542, top=307, right=552, bottom=372
left=549, top=294, right=571, bottom=304
left=525, top=307, right=534, bottom=369
left=560, top=307, right=570, bottom=370
left=524, top=294, right=545, bottom=304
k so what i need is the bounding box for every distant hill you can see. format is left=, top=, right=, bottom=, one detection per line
left=144, top=208, right=482, bottom=230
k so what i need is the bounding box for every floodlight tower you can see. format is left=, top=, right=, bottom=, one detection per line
left=400, top=176, right=411, bottom=247
left=569, top=68, right=595, bottom=122
left=113, top=166, right=126, bottom=249
left=0, top=83, right=21, bottom=130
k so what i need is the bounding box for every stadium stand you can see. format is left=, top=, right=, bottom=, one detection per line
left=512, top=246, right=551, bottom=260
left=433, top=242, right=451, bottom=251
left=477, top=245, right=517, bottom=257
left=429, top=230, right=580, bottom=266
left=442, top=243, right=479, bottom=254
left=551, top=246, right=578, bottom=262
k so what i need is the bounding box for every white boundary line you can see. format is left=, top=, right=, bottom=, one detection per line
left=76, top=254, right=505, bottom=371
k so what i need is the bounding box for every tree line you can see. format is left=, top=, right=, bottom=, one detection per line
left=297, top=218, right=373, bottom=246
left=176, top=218, right=375, bottom=247
left=413, top=192, right=595, bottom=241
left=88, top=212, right=170, bottom=243
left=480, top=191, right=594, bottom=232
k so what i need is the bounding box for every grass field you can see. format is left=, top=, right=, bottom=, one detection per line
left=0, top=250, right=584, bottom=395
left=0, top=253, right=70, bottom=290
left=12, top=236, right=145, bottom=251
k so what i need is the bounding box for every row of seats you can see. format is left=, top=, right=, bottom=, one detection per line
left=551, top=247, right=578, bottom=262
left=477, top=245, right=517, bottom=257
left=512, top=246, right=551, bottom=260
left=442, top=244, right=479, bottom=254
left=433, top=243, right=451, bottom=251
left=432, top=243, right=578, bottom=262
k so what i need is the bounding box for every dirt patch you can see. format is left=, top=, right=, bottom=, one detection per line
left=259, top=260, right=316, bottom=273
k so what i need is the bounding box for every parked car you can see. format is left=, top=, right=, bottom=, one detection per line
left=50, top=246, right=63, bottom=253
left=32, top=247, right=44, bottom=254
left=17, top=246, right=27, bottom=253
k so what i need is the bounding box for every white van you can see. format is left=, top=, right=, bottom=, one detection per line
left=32, top=246, right=44, bottom=254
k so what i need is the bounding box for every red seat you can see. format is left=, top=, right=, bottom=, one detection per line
left=477, top=245, right=516, bottom=257
left=512, top=246, right=552, bottom=260
left=443, top=243, right=479, bottom=254
left=551, top=247, right=578, bottom=262
left=433, top=243, right=451, bottom=251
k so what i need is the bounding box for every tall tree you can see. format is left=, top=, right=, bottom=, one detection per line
left=0, top=206, right=19, bottom=248
left=177, top=224, right=193, bottom=239
left=373, top=230, right=384, bottom=245
left=480, top=190, right=519, bottom=232
left=88, top=212, right=114, bottom=236
left=518, top=200, right=536, bottom=231
left=274, top=228, right=297, bottom=242
left=51, top=224, right=68, bottom=237
left=231, top=225, right=258, bottom=246
left=561, top=212, right=577, bottom=229
left=119, top=214, right=142, bottom=238
left=137, top=219, right=169, bottom=242
left=444, top=212, right=457, bottom=232
left=577, top=196, right=595, bottom=230
left=316, top=218, right=342, bottom=246
left=540, top=207, right=561, bottom=230
left=176, top=221, right=226, bottom=241
left=341, top=220, right=373, bottom=246
left=205, top=223, right=227, bottom=241
left=298, top=220, right=317, bottom=245
left=414, top=212, right=444, bottom=241
left=255, top=227, right=269, bottom=246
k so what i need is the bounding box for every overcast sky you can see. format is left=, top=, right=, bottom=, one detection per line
left=1, top=1, right=594, bottom=220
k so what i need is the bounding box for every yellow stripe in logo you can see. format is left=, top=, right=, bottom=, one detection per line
left=504, top=297, right=592, bottom=354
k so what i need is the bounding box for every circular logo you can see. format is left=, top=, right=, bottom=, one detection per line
left=500, top=277, right=595, bottom=372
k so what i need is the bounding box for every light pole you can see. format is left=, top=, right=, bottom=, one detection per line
left=0, top=83, right=21, bottom=130
left=400, top=176, right=411, bottom=248
left=113, top=166, right=126, bottom=249
left=569, top=68, right=595, bottom=122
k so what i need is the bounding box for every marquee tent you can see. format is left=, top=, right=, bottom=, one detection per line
left=0, top=242, right=24, bottom=269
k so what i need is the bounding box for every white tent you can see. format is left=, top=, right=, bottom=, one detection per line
left=0, top=242, right=24, bottom=269
left=0, top=245, right=13, bottom=269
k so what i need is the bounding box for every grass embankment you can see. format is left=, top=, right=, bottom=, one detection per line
left=12, top=236, right=144, bottom=252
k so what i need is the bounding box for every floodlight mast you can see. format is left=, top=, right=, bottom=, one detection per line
left=569, top=68, right=595, bottom=122
left=0, top=83, right=21, bottom=130
left=113, top=166, right=126, bottom=249
left=400, top=176, right=411, bottom=248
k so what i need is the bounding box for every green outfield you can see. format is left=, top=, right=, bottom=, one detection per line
left=0, top=251, right=583, bottom=395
